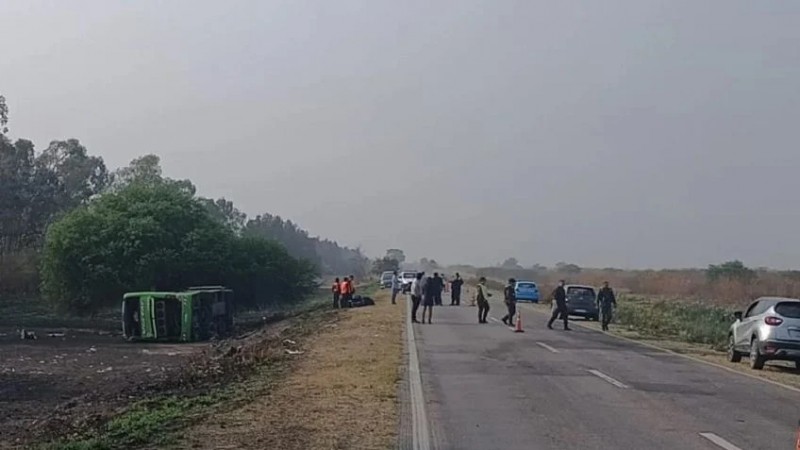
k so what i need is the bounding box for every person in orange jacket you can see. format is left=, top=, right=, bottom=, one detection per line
left=340, top=276, right=354, bottom=308
left=332, top=278, right=342, bottom=308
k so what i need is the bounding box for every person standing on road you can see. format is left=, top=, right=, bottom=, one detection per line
left=410, top=272, right=424, bottom=323
left=332, top=277, right=341, bottom=308
left=501, top=278, right=517, bottom=326
left=432, top=272, right=444, bottom=306
left=597, top=281, right=617, bottom=331
left=390, top=270, right=401, bottom=305
left=547, top=280, right=570, bottom=330
left=475, top=277, right=492, bottom=323
left=450, top=273, right=464, bottom=306
left=349, top=275, right=356, bottom=296
left=422, top=273, right=436, bottom=324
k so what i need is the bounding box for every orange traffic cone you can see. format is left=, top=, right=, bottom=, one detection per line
left=514, top=311, right=524, bottom=333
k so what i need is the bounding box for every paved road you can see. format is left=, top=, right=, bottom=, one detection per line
left=412, top=302, right=799, bottom=450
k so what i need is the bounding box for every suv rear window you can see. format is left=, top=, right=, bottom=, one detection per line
left=567, top=287, right=595, bottom=299
left=775, top=302, right=800, bottom=318
left=517, top=283, right=537, bottom=289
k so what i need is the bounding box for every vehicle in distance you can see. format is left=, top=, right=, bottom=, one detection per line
left=728, top=297, right=800, bottom=370
left=399, top=271, right=417, bottom=293
left=514, top=281, right=540, bottom=303
left=380, top=271, right=394, bottom=289
left=564, top=284, right=598, bottom=320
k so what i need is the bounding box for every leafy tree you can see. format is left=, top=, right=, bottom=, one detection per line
left=108, top=154, right=194, bottom=194
left=501, top=257, right=521, bottom=269
left=37, top=139, right=108, bottom=208
left=372, top=257, right=399, bottom=275
left=225, top=236, right=318, bottom=310
left=386, top=249, right=406, bottom=264
left=707, top=260, right=756, bottom=282
left=201, top=197, right=247, bottom=234
left=0, top=94, right=8, bottom=135
left=555, top=262, right=582, bottom=274
left=41, top=181, right=230, bottom=314
left=40, top=180, right=320, bottom=314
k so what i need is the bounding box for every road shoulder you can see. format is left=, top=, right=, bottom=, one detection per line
left=522, top=302, right=800, bottom=392
left=181, top=288, right=404, bottom=450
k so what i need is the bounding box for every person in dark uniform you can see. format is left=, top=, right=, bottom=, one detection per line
left=432, top=272, right=444, bottom=306
left=597, top=281, right=617, bottom=331
left=422, top=274, right=436, bottom=324
left=332, top=277, right=341, bottom=308
left=502, top=278, right=517, bottom=326
left=475, top=277, right=492, bottom=323
left=547, top=280, right=570, bottom=330
left=450, top=273, right=464, bottom=306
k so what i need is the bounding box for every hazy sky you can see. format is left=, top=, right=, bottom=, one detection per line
left=3, top=1, right=800, bottom=269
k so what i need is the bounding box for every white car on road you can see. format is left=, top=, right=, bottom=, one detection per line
left=728, top=297, right=800, bottom=370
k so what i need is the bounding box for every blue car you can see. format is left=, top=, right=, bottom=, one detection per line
left=515, top=281, right=540, bottom=303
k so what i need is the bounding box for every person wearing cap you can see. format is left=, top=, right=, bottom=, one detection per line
left=475, top=277, right=492, bottom=323
left=547, top=280, right=570, bottom=330
left=502, top=278, right=517, bottom=326
left=597, top=281, right=617, bottom=331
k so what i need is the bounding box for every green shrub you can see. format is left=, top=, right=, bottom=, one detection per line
left=615, top=296, right=733, bottom=350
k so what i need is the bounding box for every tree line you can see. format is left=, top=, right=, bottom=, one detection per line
left=0, top=96, right=367, bottom=313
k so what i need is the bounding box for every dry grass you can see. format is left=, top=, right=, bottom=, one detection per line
left=472, top=266, right=800, bottom=308
left=182, top=288, right=404, bottom=450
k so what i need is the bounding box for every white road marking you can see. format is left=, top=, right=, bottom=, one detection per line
left=699, top=433, right=743, bottom=450
left=519, top=303, right=800, bottom=395
left=536, top=342, right=560, bottom=353
left=587, top=369, right=629, bottom=389
left=407, top=297, right=431, bottom=450
left=489, top=317, right=501, bottom=323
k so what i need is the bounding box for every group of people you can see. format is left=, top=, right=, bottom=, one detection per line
left=407, top=271, right=451, bottom=323
left=331, top=275, right=357, bottom=308
left=546, top=280, right=617, bottom=331
left=335, top=271, right=617, bottom=332
left=427, top=276, right=618, bottom=331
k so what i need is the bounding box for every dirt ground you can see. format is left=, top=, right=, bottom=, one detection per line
left=0, top=309, right=298, bottom=450
left=0, top=325, right=206, bottom=447
left=182, top=288, right=404, bottom=450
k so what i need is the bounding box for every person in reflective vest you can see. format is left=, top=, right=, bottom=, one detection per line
left=340, top=277, right=353, bottom=308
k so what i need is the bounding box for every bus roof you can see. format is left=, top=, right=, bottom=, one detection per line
left=123, top=291, right=185, bottom=299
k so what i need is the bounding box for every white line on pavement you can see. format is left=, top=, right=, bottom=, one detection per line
left=489, top=317, right=501, bottom=323
left=536, top=342, right=560, bottom=353
left=699, top=433, right=743, bottom=450
left=407, top=297, right=431, bottom=450
left=587, top=369, right=630, bottom=389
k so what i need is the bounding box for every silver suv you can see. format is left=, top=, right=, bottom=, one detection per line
left=728, top=297, right=800, bottom=370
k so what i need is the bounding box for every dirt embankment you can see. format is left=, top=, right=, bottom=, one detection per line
left=182, top=288, right=404, bottom=450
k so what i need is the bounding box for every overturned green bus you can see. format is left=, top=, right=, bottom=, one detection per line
left=122, top=287, right=234, bottom=342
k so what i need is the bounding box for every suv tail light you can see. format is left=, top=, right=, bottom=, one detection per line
left=764, top=316, right=784, bottom=326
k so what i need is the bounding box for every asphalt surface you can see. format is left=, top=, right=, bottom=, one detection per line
left=412, top=302, right=800, bottom=450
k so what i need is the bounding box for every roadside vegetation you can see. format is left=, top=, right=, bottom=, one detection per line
left=614, top=296, right=733, bottom=350
left=40, top=292, right=337, bottom=450
left=40, top=284, right=398, bottom=450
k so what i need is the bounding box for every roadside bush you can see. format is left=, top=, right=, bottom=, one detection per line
left=615, top=296, right=733, bottom=350
left=41, top=182, right=317, bottom=315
